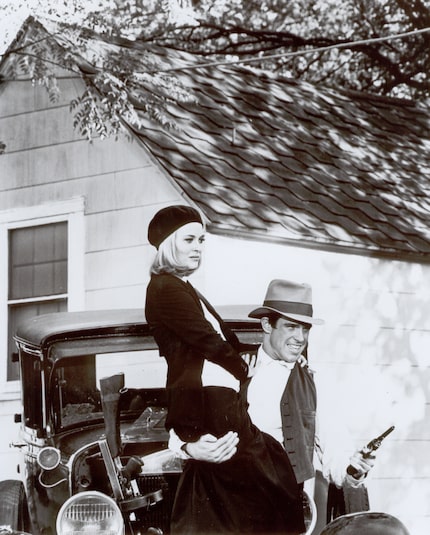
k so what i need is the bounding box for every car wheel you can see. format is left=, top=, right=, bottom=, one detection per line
left=0, top=480, right=31, bottom=534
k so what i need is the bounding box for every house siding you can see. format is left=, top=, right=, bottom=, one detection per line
left=0, top=400, right=22, bottom=491
left=203, top=233, right=430, bottom=535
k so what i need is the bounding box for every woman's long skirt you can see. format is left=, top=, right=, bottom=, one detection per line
left=170, top=387, right=305, bottom=535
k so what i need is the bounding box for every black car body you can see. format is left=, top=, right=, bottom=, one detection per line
left=3, top=307, right=266, bottom=535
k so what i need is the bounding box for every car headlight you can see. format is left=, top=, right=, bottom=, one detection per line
left=56, top=491, right=124, bottom=535
left=37, top=446, right=61, bottom=470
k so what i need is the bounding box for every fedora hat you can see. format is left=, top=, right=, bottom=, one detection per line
left=249, top=279, right=324, bottom=325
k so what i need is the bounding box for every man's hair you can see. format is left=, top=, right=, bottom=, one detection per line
left=150, top=231, right=200, bottom=277
left=266, top=312, right=282, bottom=328
left=266, top=312, right=311, bottom=330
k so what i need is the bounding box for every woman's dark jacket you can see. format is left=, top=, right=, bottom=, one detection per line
left=145, top=273, right=249, bottom=441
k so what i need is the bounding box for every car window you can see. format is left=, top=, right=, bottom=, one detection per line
left=21, top=351, right=43, bottom=430
left=95, top=350, right=167, bottom=389
left=53, top=349, right=167, bottom=429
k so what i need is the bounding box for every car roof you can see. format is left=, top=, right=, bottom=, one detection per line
left=14, top=305, right=259, bottom=350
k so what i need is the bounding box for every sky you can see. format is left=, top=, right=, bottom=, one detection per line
left=0, top=2, right=28, bottom=53
left=0, top=0, right=192, bottom=55
left=0, top=0, right=106, bottom=54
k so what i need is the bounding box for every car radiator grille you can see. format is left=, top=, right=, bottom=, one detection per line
left=135, top=475, right=179, bottom=534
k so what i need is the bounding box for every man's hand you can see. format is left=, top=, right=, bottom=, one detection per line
left=347, top=449, right=376, bottom=479
left=297, top=355, right=307, bottom=367
left=241, top=353, right=258, bottom=378
left=186, top=431, right=239, bottom=463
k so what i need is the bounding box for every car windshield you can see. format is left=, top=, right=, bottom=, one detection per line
left=52, top=347, right=168, bottom=430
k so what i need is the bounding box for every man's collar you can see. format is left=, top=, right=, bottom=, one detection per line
left=257, top=346, right=296, bottom=370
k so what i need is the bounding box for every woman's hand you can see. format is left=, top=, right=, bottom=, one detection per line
left=185, top=431, right=239, bottom=463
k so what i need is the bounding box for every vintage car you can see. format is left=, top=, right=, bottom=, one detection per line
left=1, top=307, right=319, bottom=535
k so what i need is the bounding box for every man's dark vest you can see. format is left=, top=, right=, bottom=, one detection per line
left=281, top=363, right=317, bottom=484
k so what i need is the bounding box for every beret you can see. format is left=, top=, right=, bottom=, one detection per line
left=148, top=205, right=203, bottom=249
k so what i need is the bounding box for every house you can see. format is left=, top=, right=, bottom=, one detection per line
left=1, top=16, right=429, bottom=534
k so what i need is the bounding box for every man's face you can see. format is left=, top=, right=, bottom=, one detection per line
left=262, top=316, right=310, bottom=363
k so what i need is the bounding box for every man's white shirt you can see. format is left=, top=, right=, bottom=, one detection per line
left=246, top=346, right=295, bottom=445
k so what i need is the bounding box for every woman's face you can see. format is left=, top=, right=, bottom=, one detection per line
left=174, top=222, right=205, bottom=271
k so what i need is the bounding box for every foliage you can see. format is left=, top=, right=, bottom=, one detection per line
left=1, top=0, right=429, bottom=142
left=0, top=4, right=197, bottom=141
left=148, top=0, right=430, bottom=101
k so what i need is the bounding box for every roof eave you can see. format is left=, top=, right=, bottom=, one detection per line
left=207, top=224, right=430, bottom=265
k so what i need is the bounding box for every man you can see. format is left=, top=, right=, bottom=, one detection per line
left=170, top=280, right=375, bottom=523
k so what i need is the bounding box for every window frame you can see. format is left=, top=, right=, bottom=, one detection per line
left=0, top=198, right=85, bottom=396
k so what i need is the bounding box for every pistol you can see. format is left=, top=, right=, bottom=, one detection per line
left=347, top=425, right=395, bottom=477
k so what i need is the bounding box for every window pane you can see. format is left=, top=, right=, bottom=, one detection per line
left=54, top=349, right=168, bottom=429
left=9, top=222, right=68, bottom=299
left=8, top=300, right=67, bottom=381
left=21, top=352, right=43, bottom=431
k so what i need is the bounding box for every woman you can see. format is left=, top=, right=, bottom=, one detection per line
left=145, top=205, right=304, bottom=535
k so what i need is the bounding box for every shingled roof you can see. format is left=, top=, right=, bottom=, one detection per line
left=7, top=19, right=430, bottom=261
left=128, top=50, right=430, bottom=261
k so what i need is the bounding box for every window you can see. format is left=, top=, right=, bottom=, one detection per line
left=0, top=198, right=85, bottom=393
left=53, top=347, right=167, bottom=430
left=8, top=222, right=68, bottom=381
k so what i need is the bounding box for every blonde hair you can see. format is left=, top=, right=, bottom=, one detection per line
left=150, top=230, right=202, bottom=277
